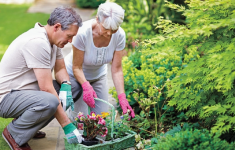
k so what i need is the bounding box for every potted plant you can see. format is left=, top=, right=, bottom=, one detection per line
left=64, top=98, right=136, bottom=150
left=73, top=111, right=108, bottom=146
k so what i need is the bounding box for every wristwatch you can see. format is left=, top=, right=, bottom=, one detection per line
left=62, top=81, right=71, bottom=85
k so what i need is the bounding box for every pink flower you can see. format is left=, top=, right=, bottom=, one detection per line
left=87, top=114, right=96, bottom=120
left=77, top=112, right=85, bottom=122
left=131, top=41, right=138, bottom=48
left=77, top=123, right=84, bottom=130
left=98, top=117, right=106, bottom=126
left=77, top=112, right=84, bottom=119
left=75, top=111, right=109, bottom=140
left=101, top=127, right=108, bottom=137
left=90, top=111, right=96, bottom=116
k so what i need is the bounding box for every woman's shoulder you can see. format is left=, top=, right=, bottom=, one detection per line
left=117, top=26, right=125, bottom=34
left=114, top=26, right=125, bottom=39
left=77, top=19, right=94, bottom=34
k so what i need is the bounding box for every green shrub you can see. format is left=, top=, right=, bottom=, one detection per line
left=117, top=0, right=235, bottom=139
left=109, top=43, right=187, bottom=138
left=75, top=0, right=106, bottom=8
left=111, top=0, right=235, bottom=142
left=164, top=123, right=202, bottom=137
left=154, top=129, right=235, bottom=150
left=121, top=17, right=155, bottom=52
left=114, top=0, right=186, bottom=52
left=166, top=0, right=235, bottom=135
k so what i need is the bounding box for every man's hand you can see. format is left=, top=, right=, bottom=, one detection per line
left=63, top=123, right=83, bottom=144
left=59, top=83, right=74, bottom=111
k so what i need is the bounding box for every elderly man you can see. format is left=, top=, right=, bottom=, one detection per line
left=0, top=6, right=83, bottom=150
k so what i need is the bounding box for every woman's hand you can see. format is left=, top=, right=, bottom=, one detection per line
left=118, top=93, right=135, bottom=118
left=81, top=81, right=97, bottom=108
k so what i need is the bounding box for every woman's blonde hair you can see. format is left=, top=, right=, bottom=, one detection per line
left=97, top=2, right=125, bottom=30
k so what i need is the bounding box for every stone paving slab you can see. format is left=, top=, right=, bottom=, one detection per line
left=29, top=126, right=59, bottom=150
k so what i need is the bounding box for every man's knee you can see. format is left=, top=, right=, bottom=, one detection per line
left=39, top=93, right=59, bottom=114
left=46, top=94, right=59, bottom=112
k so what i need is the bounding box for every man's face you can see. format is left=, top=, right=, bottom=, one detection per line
left=54, top=24, right=79, bottom=48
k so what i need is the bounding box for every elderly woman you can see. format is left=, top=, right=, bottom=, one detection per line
left=63, top=2, right=135, bottom=118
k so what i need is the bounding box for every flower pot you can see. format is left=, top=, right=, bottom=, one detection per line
left=82, top=138, right=99, bottom=146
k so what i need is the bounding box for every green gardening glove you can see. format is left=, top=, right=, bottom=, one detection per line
left=63, top=123, right=83, bottom=144
left=59, top=83, right=74, bottom=111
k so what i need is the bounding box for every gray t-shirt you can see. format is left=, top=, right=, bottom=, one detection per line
left=0, top=23, right=63, bottom=103
left=64, top=19, right=126, bottom=80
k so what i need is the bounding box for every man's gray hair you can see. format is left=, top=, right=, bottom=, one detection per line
left=97, top=2, right=125, bottom=31
left=47, top=6, right=82, bottom=30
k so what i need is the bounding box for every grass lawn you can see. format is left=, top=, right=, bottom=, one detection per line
left=0, top=118, right=13, bottom=150
left=0, top=4, right=50, bottom=149
left=0, top=4, right=50, bottom=60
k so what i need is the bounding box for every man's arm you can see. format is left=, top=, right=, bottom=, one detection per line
left=33, top=68, right=70, bottom=127
left=54, top=59, right=70, bottom=84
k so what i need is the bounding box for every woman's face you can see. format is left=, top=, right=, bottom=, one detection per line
left=99, top=23, right=118, bottom=38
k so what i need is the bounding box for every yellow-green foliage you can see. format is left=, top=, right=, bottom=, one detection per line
left=115, top=0, right=235, bottom=137
left=165, top=0, right=235, bottom=134
left=123, top=50, right=182, bottom=99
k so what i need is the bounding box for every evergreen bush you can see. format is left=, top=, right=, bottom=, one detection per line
left=75, top=0, right=106, bottom=8
left=154, top=129, right=235, bottom=150
left=111, top=0, right=235, bottom=145
left=167, top=0, right=235, bottom=135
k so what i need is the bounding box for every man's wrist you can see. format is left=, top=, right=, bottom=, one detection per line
left=62, top=81, right=71, bottom=85
left=63, top=123, right=76, bottom=134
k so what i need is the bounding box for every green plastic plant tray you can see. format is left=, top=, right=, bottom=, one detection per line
left=64, top=98, right=136, bottom=150
left=64, top=131, right=136, bottom=150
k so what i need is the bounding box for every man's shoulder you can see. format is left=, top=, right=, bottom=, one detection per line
left=24, top=28, right=50, bottom=46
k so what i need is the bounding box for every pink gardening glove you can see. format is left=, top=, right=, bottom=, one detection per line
left=82, top=81, right=97, bottom=108
left=118, top=93, right=135, bottom=118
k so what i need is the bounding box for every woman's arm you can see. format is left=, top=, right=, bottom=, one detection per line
left=111, top=50, right=125, bottom=95
left=72, top=45, right=87, bottom=84
left=72, top=45, right=97, bottom=108
left=112, top=50, right=135, bottom=118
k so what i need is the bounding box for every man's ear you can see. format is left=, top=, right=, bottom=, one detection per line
left=54, top=23, right=61, bottom=32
